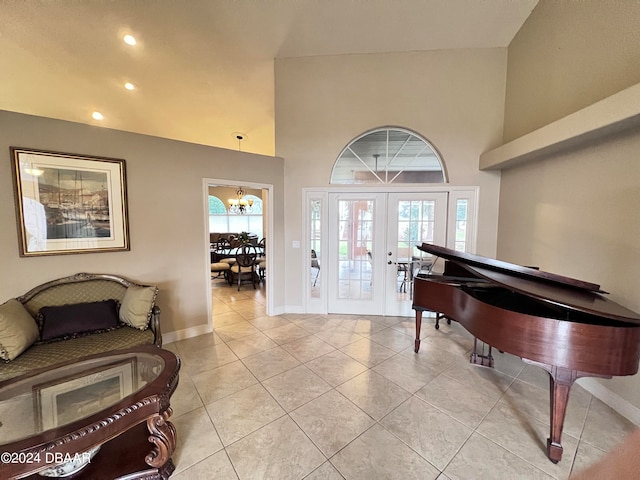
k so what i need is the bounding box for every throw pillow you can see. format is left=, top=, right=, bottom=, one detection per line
left=38, top=300, right=120, bottom=342
left=119, top=285, right=157, bottom=330
left=0, top=299, right=40, bottom=361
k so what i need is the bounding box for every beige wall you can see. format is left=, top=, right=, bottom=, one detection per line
left=276, top=49, right=508, bottom=310
left=0, top=110, right=284, bottom=338
left=500, top=2, right=640, bottom=408
left=504, top=0, right=640, bottom=142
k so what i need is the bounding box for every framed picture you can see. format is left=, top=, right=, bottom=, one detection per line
left=10, top=147, right=130, bottom=256
left=33, top=359, right=138, bottom=431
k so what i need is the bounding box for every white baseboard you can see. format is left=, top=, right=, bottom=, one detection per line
left=271, top=305, right=287, bottom=316
left=577, top=377, right=640, bottom=425
left=283, top=305, right=305, bottom=314
left=163, top=323, right=212, bottom=345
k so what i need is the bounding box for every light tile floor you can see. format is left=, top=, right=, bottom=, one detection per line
left=163, top=281, right=637, bottom=479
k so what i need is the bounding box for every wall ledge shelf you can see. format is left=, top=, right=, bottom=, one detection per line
left=480, top=82, right=640, bottom=170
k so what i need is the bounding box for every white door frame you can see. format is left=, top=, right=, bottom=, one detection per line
left=303, top=185, right=478, bottom=315
left=203, top=178, right=275, bottom=329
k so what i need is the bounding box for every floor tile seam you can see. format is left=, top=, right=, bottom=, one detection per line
left=411, top=378, right=503, bottom=431
left=178, top=340, right=241, bottom=361
left=183, top=356, right=243, bottom=378
left=367, top=327, right=414, bottom=348
left=198, top=403, right=229, bottom=454
left=438, top=368, right=514, bottom=404
left=268, top=334, right=319, bottom=348
left=304, top=363, right=372, bottom=390
left=267, top=381, right=335, bottom=416
left=574, top=394, right=622, bottom=453
left=285, top=346, right=339, bottom=365
left=213, top=320, right=259, bottom=343
left=437, top=432, right=483, bottom=478
left=376, top=412, right=449, bottom=475
left=225, top=410, right=329, bottom=474
left=335, top=345, right=401, bottom=369
left=218, top=412, right=290, bottom=458
left=321, top=422, right=381, bottom=466
left=345, top=335, right=405, bottom=356
left=367, top=360, right=438, bottom=395
left=238, top=356, right=303, bottom=382
left=222, top=333, right=282, bottom=358
left=326, top=419, right=447, bottom=478
left=277, top=332, right=336, bottom=350
left=261, top=363, right=334, bottom=394
left=286, top=402, right=342, bottom=460
left=468, top=429, right=564, bottom=479
left=326, top=332, right=370, bottom=347
left=222, top=449, right=243, bottom=480
left=191, top=361, right=262, bottom=405
left=212, top=407, right=289, bottom=450
left=407, top=392, right=477, bottom=431
left=574, top=394, right=593, bottom=442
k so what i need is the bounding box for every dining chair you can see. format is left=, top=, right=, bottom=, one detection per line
left=257, top=238, right=266, bottom=283
left=215, top=238, right=237, bottom=267
left=230, top=244, right=258, bottom=290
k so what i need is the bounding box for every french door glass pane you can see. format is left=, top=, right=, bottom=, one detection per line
left=455, top=199, right=468, bottom=251
left=396, top=199, right=437, bottom=294
left=397, top=200, right=436, bottom=258
left=337, top=200, right=373, bottom=299
left=310, top=200, right=322, bottom=297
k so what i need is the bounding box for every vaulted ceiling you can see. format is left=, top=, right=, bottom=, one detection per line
left=0, top=0, right=538, bottom=155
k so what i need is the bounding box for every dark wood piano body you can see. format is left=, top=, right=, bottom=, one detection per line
left=412, top=244, right=640, bottom=463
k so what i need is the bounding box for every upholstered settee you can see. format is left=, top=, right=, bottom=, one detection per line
left=0, top=273, right=162, bottom=383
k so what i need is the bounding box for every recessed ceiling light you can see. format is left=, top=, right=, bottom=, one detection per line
left=124, top=82, right=135, bottom=91
left=92, top=111, right=104, bottom=120
left=123, top=34, right=137, bottom=46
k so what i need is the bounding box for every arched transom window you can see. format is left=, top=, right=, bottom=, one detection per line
left=331, top=127, right=446, bottom=184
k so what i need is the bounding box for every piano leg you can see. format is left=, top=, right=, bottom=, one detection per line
left=547, top=368, right=575, bottom=463
left=523, top=361, right=577, bottom=463
left=524, top=360, right=612, bottom=463
left=414, top=310, right=422, bottom=353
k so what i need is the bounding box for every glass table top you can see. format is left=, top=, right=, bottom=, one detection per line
left=0, top=350, right=166, bottom=445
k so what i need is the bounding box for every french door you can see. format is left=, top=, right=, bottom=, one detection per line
left=326, top=191, right=447, bottom=316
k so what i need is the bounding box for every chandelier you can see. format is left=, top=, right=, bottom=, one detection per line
left=228, top=187, right=254, bottom=215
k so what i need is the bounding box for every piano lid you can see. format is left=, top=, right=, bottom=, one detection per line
left=417, top=243, right=640, bottom=324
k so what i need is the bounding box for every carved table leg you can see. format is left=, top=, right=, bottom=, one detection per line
left=146, top=407, right=177, bottom=476
left=414, top=310, right=422, bottom=353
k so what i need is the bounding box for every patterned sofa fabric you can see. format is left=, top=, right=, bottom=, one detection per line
left=0, top=273, right=162, bottom=383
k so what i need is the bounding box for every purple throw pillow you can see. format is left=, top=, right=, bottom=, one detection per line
left=39, top=300, right=120, bottom=342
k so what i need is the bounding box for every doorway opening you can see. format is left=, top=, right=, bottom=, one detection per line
left=204, top=178, right=274, bottom=329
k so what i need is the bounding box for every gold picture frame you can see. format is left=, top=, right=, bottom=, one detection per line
left=10, top=147, right=130, bottom=256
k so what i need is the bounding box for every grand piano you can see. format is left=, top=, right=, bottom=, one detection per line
left=412, top=243, right=640, bottom=463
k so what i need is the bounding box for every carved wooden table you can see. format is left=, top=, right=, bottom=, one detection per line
left=0, top=345, right=180, bottom=479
